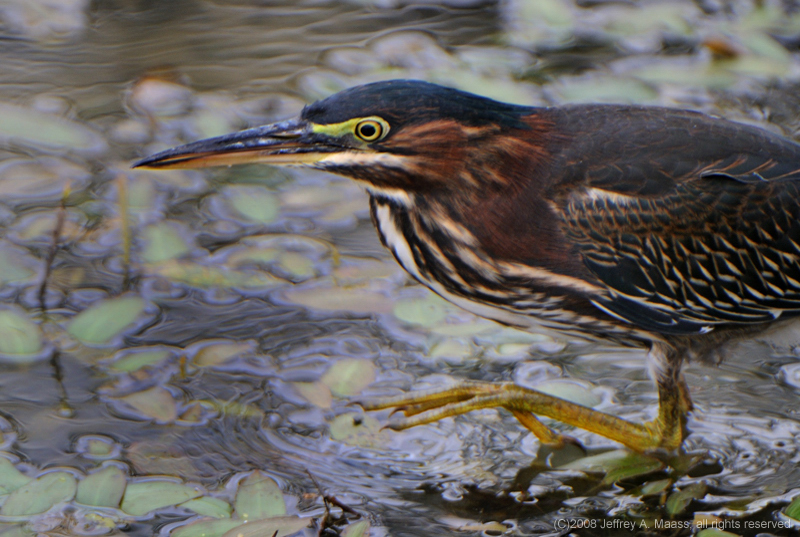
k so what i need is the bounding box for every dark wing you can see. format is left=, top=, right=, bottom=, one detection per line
left=551, top=105, right=800, bottom=335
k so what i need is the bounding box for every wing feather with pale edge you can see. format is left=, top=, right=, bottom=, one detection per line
left=552, top=105, right=800, bottom=335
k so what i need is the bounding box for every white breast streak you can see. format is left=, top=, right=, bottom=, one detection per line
left=501, top=262, right=607, bottom=295
left=374, top=203, right=424, bottom=281
left=364, top=185, right=413, bottom=206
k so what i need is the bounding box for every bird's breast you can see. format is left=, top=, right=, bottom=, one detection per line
left=368, top=195, right=653, bottom=345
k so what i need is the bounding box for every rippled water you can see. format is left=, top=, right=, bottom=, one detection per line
left=3, top=1, right=800, bottom=536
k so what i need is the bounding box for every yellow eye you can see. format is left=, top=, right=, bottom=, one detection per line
left=355, top=118, right=387, bottom=142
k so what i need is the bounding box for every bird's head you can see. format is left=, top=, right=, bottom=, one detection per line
left=134, top=80, right=543, bottom=198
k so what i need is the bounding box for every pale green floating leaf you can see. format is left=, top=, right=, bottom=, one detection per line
left=740, top=2, right=786, bottom=27
left=222, top=163, right=293, bottom=187
left=560, top=449, right=663, bottom=484
left=0, top=250, right=36, bottom=285
left=233, top=471, right=286, bottom=520
left=554, top=77, right=658, bottom=104
left=114, top=386, right=178, bottom=423
left=603, top=4, right=693, bottom=36
left=329, top=413, right=384, bottom=447
left=0, top=157, right=91, bottom=202
left=1, top=471, right=77, bottom=516
left=180, top=497, right=232, bottom=519
left=638, top=478, right=672, bottom=497
left=219, top=235, right=331, bottom=277
left=284, top=285, right=393, bottom=314
left=393, top=295, right=447, bottom=327
left=320, top=358, right=376, bottom=397
left=494, top=343, right=533, bottom=358
left=78, top=435, right=119, bottom=459
left=150, top=261, right=283, bottom=289
left=171, top=518, right=242, bottom=537
left=281, top=183, right=345, bottom=209
left=502, top=0, right=574, bottom=47
left=601, top=454, right=664, bottom=485
left=333, top=258, right=399, bottom=284
left=132, top=167, right=205, bottom=193
left=197, top=399, right=264, bottom=420
left=0, top=458, right=31, bottom=493
left=536, top=380, right=603, bottom=408
left=293, top=381, right=333, bottom=409
left=67, top=296, right=146, bottom=345
left=110, top=347, right=175, bottom=372
left=76, top=466, right=126, bottom=508
left=740, top=31, right=792, bottom=63
left=121, top=480, right=203, bottom=516
left=237, top=234, right=333, bottom=257
left=192, top=109, right=236, bottom=139
left=221, top=516, right=310, bottom=537
left=722, top=55, right=790, bottom=77
left=226, top=247, right=279, bottom=267
left=457, top=521, right=509, bottom=533
left=429, top=319, right=496, bottom=337
left=126, top=178, right=155, bottom=210
left=518, top=0, right=572, bottom=27
left=142, top=222, right=191, bottom=263
left=192, top=340, right=256, bottom=367
left=633, top=63, right=736, bottom=89
left=178, top=401, right=208, bottom=423
left=0, top=525, right=27, bottom=536
left=130, top=78, right=192, bottom=116
left=12, top=210, right=83, bottom=243
left=0, top=103, right=107, bottom=155
left=666, top=482, right=707, bottom=516
left=278, top=252, right=315, bottom=279
left=785, top=495, right=800, bottom=520
left=428, top=339, right=473, bottom=360
left=457, top=46, right=532, bottom=74
left=225, top=186, right=279, bottom=224
left=0, top=309, right=43, bottom=359
left=341, top=520, right=370, bottom=537
left=125, top=441, right=196, bottom=477
left=436, top=72, right=535, bottom=106
left=80, top=512, right=119, bottom=532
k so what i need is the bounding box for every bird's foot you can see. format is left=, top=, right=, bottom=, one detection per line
left=359, top=380, right=686, bottom=453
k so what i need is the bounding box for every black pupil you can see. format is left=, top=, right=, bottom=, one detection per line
left=360, top=123, right=377, bottom=138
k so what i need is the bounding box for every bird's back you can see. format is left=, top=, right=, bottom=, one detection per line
left=372, top=103, right=800, bottom=344
left=541, top=105, right=800, bottom=336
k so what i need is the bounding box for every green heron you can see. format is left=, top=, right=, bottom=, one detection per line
left=135, top=79, right=800, bottom=453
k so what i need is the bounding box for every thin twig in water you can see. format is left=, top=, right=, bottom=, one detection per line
left=38, top=185, right=69, bottom=312
left=118, top=173, right=132, bottom=290
left=49, top=350, right=73, bottom=417
left=307, top=470, right=363, bottom=537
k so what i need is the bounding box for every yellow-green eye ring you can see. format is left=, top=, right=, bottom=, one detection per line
left=355, top=118, right=389, bottom=142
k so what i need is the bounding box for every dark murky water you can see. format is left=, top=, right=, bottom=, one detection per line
left=3, top=1, right=800, bottom=536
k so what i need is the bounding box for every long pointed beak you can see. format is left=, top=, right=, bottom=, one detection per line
left=133, top=118, right=333, bottom=169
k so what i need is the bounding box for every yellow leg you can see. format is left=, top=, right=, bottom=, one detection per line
left=650, top=364, right=692, bottom=450
left=361, top=381, right=680, bottom=452
left=361, top=349, right=690, bottom=452
left=360, top=344, right=690, bottom=452
left=508, top=410, right=575, bottom=448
